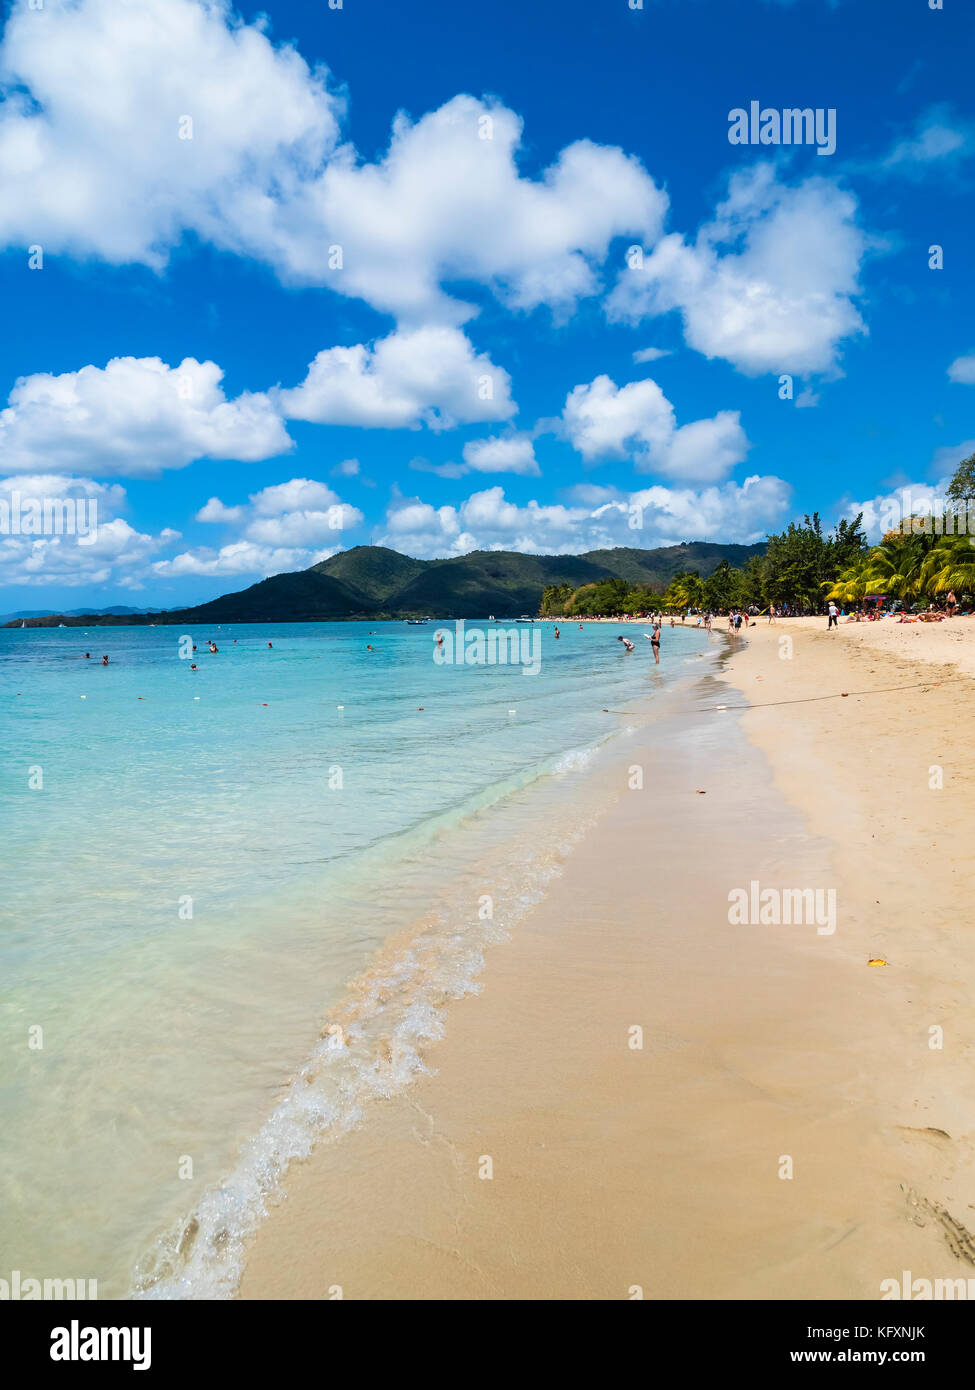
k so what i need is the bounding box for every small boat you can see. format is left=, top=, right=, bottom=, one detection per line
left=406, top=617, right=430, bottom=625
left=516, top=615, right=534, bottom=623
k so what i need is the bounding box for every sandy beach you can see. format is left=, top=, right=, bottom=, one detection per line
left=238, top=617, right=975, bottom=1300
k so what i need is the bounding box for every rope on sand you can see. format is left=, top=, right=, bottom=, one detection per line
left=601, top=676, right=964, bottom=717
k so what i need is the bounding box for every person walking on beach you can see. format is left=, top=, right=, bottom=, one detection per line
left=705, top=613, right=712, bottom=634
left=946, top=590, right=958, bottom=618
left=827, top=601, right=839, bottom=630
left=767, top=605, right=776, bottom=623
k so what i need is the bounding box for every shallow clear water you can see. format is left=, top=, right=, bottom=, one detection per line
left=0, top=617, right=717, bottom=1296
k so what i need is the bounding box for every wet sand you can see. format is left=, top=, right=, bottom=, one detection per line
left=239, top=619, right=975, bottom=1299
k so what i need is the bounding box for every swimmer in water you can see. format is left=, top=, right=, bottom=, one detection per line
left=268, top=641, right=273, bottom=648
left=554, top=627, right=560, bottom=639
left=617, top=635, right=634, bottom=652
left=101, top=655, right=109, bottom=665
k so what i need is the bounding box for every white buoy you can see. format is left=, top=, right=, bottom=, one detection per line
left=337, top=704, right=344, bottom=710
left=80, top=695, right=86, bottom=699
left=193, top=696, right=200, bottom=701
left=508, top=709, right=516, bottom=715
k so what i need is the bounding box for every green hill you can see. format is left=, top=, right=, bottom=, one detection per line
left=581, top=542, right=766, bottom=588
left=312, top=545, right=428, bottom=602
left=148, top=570, right=374, bottom=626
left=5, top=541, right=767, bottom=627
left=387, top=551, right=619, bottom=618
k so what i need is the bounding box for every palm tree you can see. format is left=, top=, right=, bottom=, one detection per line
left=920, top=536, right=975, bottom=601
left=863, top=536, right=926, bottom=603
left=667, top=571, right=705, bottom=611
left=823, top=553, right=872, bottom=606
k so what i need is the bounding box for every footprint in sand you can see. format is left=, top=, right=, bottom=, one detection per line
left=902, top=1184, right=975, bottom=1266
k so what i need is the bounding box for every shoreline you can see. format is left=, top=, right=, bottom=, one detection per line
left=235, top=618, right=975, bottom=1299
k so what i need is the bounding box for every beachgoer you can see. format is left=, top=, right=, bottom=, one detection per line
left=617, top=635, right=634, bottom=652
left=946, top=590, right=957, bottom=618
left=650, top=622, right=661, bottom=665
left=101, top=655, right=109, bottom=665
left=827, top=601, right=838, bottom=630
left=554, top=627, right=560, bottom=639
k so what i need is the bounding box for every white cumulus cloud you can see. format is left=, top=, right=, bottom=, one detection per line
left=606, top=164, right=867, bottom=376
left=461, top=434, right=539, bottom=476
left=277, top=327, right=515, bottom=430
left=561, top=374, right=748, bottom=482
left=0, top=356, right=291, bottom=477
left=948, top=354, right=975, bottom=385
left=0, top=1, right=667, bottom=323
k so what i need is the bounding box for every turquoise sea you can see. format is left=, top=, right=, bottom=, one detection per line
left=0, top=617, right=718, bottom=1297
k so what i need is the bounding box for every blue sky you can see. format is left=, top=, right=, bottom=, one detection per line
left=0, top=0, right=972, bottom=610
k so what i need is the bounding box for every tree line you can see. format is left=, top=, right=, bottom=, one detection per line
left=540, top=455, right=975, bottom=618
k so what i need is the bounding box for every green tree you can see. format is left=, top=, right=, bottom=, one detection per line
left=863, top=535, right=926, bottom=603
left=739, top=553, right=767, bottom=610
left=665, top=570, right=705, bottom=611
left=829, top=513, right=869, bottom=570
left=762, top=514, right=834, bottom=612
left=920, top=535, right=975, bottom=600
left=946, top=452, right=975, bottom=506
left=540, top=583, right=574, bottom=616
left=702, top=559, right=742, bottom=612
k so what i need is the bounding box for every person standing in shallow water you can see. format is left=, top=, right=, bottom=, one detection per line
left=645, top=622, right=661, bottom=664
